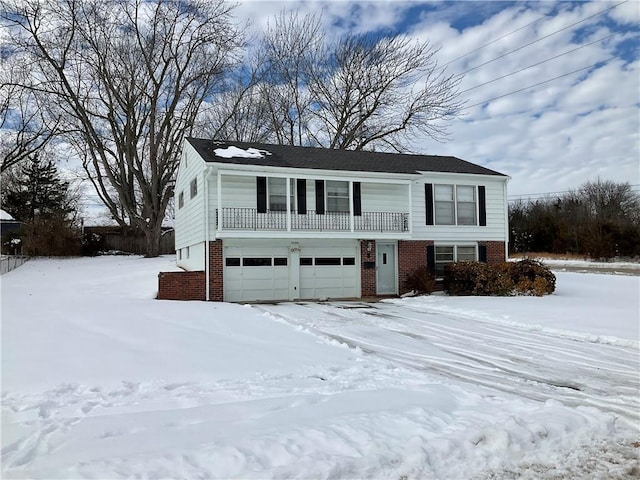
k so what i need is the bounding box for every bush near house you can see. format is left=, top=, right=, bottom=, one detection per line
left=443, top=259, right=555, bottom=297
left=403, top=265, right=437, bottom=294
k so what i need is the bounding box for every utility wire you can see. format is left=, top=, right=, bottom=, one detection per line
left=466, top=56, right=616, bottom=109
left=460, top=32, right=618, bottom=94
left=458, top=0, right=628, bottom=76
left=441, top=13, right=547, bottom=67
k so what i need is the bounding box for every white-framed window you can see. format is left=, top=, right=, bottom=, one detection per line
left=268, top=178, right=295, bottom=211
left=435, top=244, right=477, bottom=276
left=434, top=184, right=477, bottom=225
left=190, top=178, right=198, bottom=199
left=434, top=185, right=455, bottom=224
left=326, top=180, right=349, bottom=213
left=178, top=191, right=184, bottom=209
left=456, top=185, right=476, bottom=225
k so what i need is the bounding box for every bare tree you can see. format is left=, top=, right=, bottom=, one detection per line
left=196, top=78, right=275, bottom=143
left=255, top=11, right=325, bottom=146
left=309, top=34, right=464, bottom=151
left=215, top=11, right=463, bottom=151
left=2, top=0, right=244, bottom=256
left=0, top=68, right=59, bottom=173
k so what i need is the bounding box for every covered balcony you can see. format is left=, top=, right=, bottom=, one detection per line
left=216, top=208, right=409, bottom=233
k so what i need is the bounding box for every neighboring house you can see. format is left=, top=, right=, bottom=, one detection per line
left=158, top=138, right=510, bottom=302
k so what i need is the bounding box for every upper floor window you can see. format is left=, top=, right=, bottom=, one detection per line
left=432, top=184, right=477, bottom=225
left=456, top=185, right=476, bottom=225
left=268, top=178, right=295, bottom=211
left=434, top=185, right=455, bottom=224
left=178, top=191, right=184, bottom=209
left=326, top=180, right=349, bottom=213
left=190, top=178, right=198, bottom=199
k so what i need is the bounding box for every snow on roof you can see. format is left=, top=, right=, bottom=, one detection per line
left=213, top=146, right=271, bottom=159
left=1, top=209, right=14, bottom=221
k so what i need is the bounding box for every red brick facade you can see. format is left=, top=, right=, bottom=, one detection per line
left=360, top=240, right=377, bottom=297
left=398, top=240, right=433, bottom=295
left=208, top=240, right=224, bottom=301
left=481, top=241, right=507, bottom=263
left=157, top=271, right=206, bottom=301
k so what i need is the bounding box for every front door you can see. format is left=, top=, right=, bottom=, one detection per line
left=376, top=243, right=396, bottom=294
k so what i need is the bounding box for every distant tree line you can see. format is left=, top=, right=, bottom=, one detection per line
left=509, top=179, right=640, bottom=259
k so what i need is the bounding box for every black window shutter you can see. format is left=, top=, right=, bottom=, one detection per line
left=425, top=183, right=434, bottom=225
left=353, top=182, right=362, bottom=216
left=479, top=245, right=487, bottom=262
left=315, top=180, right=325, bottom=214
left=478, top=185, right=487, bottom=226
left=296, top=179, right=307, bottom=214
left=426, top=245, right=435, bottom=272
left=256, top=177, right=267, bottom=213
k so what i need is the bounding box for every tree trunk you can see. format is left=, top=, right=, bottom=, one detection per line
left=143, top=221, right=163, bottom=258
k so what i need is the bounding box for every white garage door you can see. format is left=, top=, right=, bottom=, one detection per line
left=299, top=245, right=358, bottom=300
left=224, top=245, right=289, bottom=302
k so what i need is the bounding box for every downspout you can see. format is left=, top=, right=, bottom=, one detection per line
left=504, top=178, right=510, bottom=261
left=204, top=167, right=214, bottom=301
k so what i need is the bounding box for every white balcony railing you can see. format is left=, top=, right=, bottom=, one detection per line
left=217, top=208, right=408, bottom=233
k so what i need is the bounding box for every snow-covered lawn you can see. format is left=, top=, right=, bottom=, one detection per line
left=1, top=256, right=638, bottom=479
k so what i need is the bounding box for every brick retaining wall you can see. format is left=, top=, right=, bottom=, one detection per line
left=157, top=270, right=206, bottom=301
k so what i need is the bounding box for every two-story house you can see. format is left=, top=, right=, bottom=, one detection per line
left=158, top=138, right=509, bottom=302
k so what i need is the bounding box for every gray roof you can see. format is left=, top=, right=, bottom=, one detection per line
left=186, top=138, right=507, bottom=177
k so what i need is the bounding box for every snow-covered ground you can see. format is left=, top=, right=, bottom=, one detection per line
left=1, top=256, right=639, bottom=479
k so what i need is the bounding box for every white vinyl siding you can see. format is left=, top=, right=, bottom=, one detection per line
left=221, top=175, right=255, bottom=208
left=361, top=183, right=408, bottom=213
left=174, top=143, right=206, bottom=264
left=412, top=176, right=508, bottom=242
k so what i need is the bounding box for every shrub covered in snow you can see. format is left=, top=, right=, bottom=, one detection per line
left=444, top=260, right=555, bottom=296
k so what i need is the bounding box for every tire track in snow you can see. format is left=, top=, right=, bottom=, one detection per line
left=255, top=303, right=640, bottom=431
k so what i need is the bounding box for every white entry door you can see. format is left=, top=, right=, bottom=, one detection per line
left=376, top=242, right=396, bottom=294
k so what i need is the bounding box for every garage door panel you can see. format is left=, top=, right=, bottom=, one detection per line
left=298, top=242, right=359, bottom=299
left=224, top=241, right=359, bottom=302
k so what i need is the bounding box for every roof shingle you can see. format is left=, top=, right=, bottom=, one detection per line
left=186, top=138, right=507, bottom=177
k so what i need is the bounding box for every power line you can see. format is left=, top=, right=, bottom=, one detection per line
left=460, top=32, right=618, bottom=94
left=441, top=13, right=547, bottom=68
left=466, top=56, right=616, bottom=109
left=458, top=0, right=628, bottom=76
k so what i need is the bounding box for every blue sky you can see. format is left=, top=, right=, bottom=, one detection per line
left=234, top=0, right=639, bottom=202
